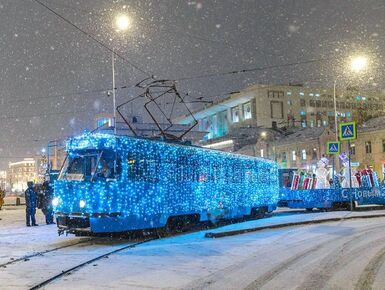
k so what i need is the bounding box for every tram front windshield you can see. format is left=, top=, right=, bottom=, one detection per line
left=59, top=150, right=120, bottom=181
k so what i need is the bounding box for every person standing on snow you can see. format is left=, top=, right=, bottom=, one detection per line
left=0, top=188, right=5, bottom=210
left=42, top=181, right=54, bottom=224
left=25, top=181, right=38, bottom=227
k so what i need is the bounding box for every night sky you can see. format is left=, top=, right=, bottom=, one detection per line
left=0, top=0, right=384, bottom=169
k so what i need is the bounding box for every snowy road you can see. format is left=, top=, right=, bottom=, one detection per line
left=2, top=207, right=385, bottom=289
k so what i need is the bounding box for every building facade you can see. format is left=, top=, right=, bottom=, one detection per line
left=0, top=170, right=6, bottom=190
left=252, top=117, right=385, bottom=179
left=175, top=84, right=385, bottom=150
left=260, top=127, right=336, bottom=170
left=7, top=158, right=37, bottom=192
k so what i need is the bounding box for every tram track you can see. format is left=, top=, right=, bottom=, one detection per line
left=28, top=238, right=156, bottom=290
left=0, top=238, right=93, bottom=268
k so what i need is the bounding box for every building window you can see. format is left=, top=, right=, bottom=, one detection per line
left=292, top=150, right=297, bottom=161
left=365, top=141, right=372, bottom=154
left=268, top=90, right=284, bottom=98
left=310, top=120, right=314, bottom=127
left=323, top=120, right=328, bottom=126
left=300, top=99, right=306, bottom=107
left=270, top=101, right=284, bottom=119
left=260, top=149, right=264, bottom=158
left=350, top=144, right=356, bottom=155
left=96, top=117, right=111, bottom=128
left=309, top=100, right=315, bottom=107
left=243, top=102, right=252, bottom=120
left=382, top=140, right=385, bottom=152
left=231, top=107, right=240, bottom=123
left=301, top=149, right=307, bottom=160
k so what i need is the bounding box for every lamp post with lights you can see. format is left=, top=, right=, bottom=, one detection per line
left=332, top=55, right=368, bottom=210
left=112, top=14, right=131, bottom=134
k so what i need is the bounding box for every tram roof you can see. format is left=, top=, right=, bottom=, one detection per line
left=66, top=133, right=277, bottom=164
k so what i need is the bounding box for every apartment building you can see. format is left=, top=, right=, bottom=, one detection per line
left=175, top=84, right=385, bottom=150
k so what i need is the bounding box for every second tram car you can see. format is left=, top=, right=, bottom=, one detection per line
left=54, top=133, right=279, bottom=234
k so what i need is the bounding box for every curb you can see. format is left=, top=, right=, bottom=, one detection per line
left=204, top=213, right=385, bottom=238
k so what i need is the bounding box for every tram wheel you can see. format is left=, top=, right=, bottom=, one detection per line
left=166, top=214, right=200, bottom=233
left=250, top=207, right=266, bottom=219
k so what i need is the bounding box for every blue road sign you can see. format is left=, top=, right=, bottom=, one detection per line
left=327, top=141, right=340, bottom=154
left=339, top=121, right=357, bottom=141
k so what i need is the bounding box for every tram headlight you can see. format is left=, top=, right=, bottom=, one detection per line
left=79, top=200, right=86, bottom=208
left=52, top=197, right=59, bottom=207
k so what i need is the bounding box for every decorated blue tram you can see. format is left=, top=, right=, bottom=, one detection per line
left=53, top=133, right=279, bottom=234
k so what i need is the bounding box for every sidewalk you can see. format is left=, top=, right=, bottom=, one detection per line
left=3, top=196, right=26, bottom=206
left=205, top=208, right=385, bottom=238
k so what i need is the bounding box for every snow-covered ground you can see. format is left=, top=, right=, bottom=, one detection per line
left=2, top=206, right=385, bottom=289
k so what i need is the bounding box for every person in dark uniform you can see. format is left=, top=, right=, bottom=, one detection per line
left=25, top=181, right=38, bottom=227
left=42, top=181, right=54, bottom=224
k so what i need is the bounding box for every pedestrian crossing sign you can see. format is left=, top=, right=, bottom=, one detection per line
left=339, top=121, right=357, bottom=141
left=327, top=141, right=340, bottom=154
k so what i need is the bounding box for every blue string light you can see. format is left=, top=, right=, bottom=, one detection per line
left=54, top=133, right=279, bottom=232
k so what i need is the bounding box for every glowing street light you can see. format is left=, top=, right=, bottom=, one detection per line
left=333, top=54, right=369, bottom=140
left=350, top=56, right=368, bottom=73
left=332, top=53, right=369, bottom=210
left=111, top=14, right=131, bottom=134
left=114, top=14, right=131, bottom=31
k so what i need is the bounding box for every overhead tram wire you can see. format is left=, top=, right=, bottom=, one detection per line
left=175, top=57, right=333, bottom=82
left=30, top=1, right=335, bottom=107
left=0, top=55, right=335, bottom=109
left=31, top=0, right=154, bottom=79
left=0, top=108, right=101, bottom=121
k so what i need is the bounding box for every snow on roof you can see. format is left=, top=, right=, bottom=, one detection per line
left=359, top=115, right=385, bottom=132
left=275, top=127, right=326, bottom=145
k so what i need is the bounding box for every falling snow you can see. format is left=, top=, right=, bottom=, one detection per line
left=0, top=1, right=384, bottom=168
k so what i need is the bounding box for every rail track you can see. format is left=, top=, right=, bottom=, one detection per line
left=0, top=238, right=93, bottom=269
left=28, top=238, right=155, bottom=290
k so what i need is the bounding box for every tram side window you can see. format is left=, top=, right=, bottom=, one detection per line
left=127, top=152, right=160, bottom=183
left=94, top=151, right=122, bottom=180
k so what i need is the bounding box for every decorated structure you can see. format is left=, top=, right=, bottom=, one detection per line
left=54, top=133, right=279, bottom=234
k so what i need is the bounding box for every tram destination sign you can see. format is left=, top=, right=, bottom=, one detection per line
left=339, top=121, right=357, bottom=141
left=326, top=141, right=340, bottom=154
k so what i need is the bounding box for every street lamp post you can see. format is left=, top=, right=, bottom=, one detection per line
left=332, top=55, right=368, bottom=210
left=112, top=50, right=116, bottom=134
left=112, top=14, right=131, bottom=134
